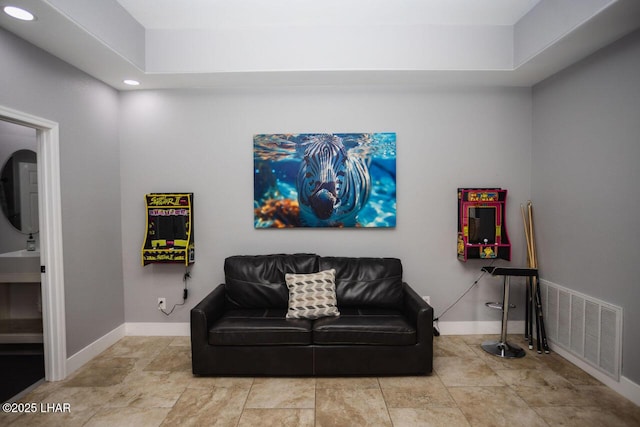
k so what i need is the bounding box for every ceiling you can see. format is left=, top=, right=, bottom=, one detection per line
left=1, top=0, right=639, bottom=90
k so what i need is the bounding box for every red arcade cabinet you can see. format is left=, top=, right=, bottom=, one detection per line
left=457, top=188, right=510, bottom=262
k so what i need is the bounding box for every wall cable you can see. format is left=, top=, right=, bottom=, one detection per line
left=432, top=259, right=496, bottom=336
left=159, top=266, right=191, bottom=316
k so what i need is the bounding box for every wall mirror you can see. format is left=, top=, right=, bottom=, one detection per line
left=0, top=149, right=38, bottom=233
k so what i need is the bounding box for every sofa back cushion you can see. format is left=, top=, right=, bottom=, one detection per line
left=225, top=254, right=319, bottom=308
left=318, top=257, right=403, bottom=309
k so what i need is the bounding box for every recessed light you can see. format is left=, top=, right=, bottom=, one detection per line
left=3, top=6, right=35, bottom=21
left=123, top=79, right=140, bottom=86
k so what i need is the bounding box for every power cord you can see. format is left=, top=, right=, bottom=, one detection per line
left=432, top=259, right=496, bottom=336
left=159, top=267, right=191, bottom=316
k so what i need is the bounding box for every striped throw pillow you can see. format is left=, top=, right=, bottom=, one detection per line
left=285, top=269, right=340, bottom=319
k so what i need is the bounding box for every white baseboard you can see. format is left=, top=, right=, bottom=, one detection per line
left=63, top=322, right=188, bottom=378
left=620, top=377, right=640, bottom=407
left=65, top=324, right=125, bottom=376
left=437, top=320, right=525, bottom=336
left=124, top=322, right=190, bottom=336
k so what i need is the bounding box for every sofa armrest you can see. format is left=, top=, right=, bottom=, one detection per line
left=190, top=284, right=226, bottom=345
left=402, top=282, right=433, bottom=344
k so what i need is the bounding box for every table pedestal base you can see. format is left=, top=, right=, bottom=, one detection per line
left=481, top=340, right=525, bottom=358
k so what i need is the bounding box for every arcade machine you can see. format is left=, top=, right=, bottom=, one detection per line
left=457, top=188, right=510, bottom=262
left=142, top=193, right=194, bottom=266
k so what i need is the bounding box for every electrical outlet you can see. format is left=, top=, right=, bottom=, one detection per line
left=422, top=296, right=431, bottom=305
left=158, top=298, right=166, bottom=310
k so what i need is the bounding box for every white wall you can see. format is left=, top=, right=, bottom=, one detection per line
left=119, top=86, right=532, bottom=324
left=532, top=30, right=640, bottom=383
left=0, top=28, right=124, bottom=355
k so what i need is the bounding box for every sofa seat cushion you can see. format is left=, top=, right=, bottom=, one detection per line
left=312, top=309, right=416, bottom=346
left=209, top=309, right=312, bottom=346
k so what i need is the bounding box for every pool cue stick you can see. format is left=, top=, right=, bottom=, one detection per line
left=521, top=204, right=534, bottom=349
left=525, top=275, right=530, bottom=339
left=528, top=201, right=550, bottom=353
left=535, top=278, right=550, bottom=353
left=523, top=203, right=538, bottom=350
left=527, top=202, right=541, bottom=353
left=526, top=276, right=534, bottom=347
left=528, top=202, right=550, bottom=353
left=526, top=201, right=542, bottom=353
left=533, top=283, right=543, bottom=354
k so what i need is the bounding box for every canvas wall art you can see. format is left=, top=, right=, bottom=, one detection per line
left=254, top=133, right=396, bottom=228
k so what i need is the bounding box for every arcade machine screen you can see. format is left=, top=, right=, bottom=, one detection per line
left=155, top=215, right=187, bottom=247
left=468, top=207, right=496, bottom=244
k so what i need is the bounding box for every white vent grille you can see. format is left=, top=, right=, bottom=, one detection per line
left=539, top=280, right=622, bottom=380
left=570, top=295, right=585, bottom=355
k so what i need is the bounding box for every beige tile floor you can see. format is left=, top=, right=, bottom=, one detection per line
left=2, top=334, right=639, bottom=426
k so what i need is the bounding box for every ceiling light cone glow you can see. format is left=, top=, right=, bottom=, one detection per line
left=4, top=6, right=35, bottom=21
left=123, top=79, right=140, bottom=86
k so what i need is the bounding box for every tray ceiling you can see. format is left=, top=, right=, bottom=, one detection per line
left=1, top=0, right=639, bottom=90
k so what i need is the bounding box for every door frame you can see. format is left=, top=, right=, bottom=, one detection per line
left=0, top=105, right=66, bottom=381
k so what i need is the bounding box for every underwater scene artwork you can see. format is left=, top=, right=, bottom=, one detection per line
left=254, top=133, right=396, bottom=228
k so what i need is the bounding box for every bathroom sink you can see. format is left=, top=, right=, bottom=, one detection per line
left=0, top=250, right=41, bottom=282
left=0, top=249, right=40, bottom=258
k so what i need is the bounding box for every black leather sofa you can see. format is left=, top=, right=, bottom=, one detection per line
left=191, top=254, right=433, bottom=376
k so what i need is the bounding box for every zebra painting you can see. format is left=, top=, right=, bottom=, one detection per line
left=254, top=133, right=396, bottom=228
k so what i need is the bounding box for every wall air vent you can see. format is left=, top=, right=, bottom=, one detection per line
left=539, top=280, right=622, bottom=380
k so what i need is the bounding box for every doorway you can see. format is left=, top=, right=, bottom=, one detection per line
left=0, top=105, right=66, bottom=400
left=0, top=121, right=43, bottom=401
